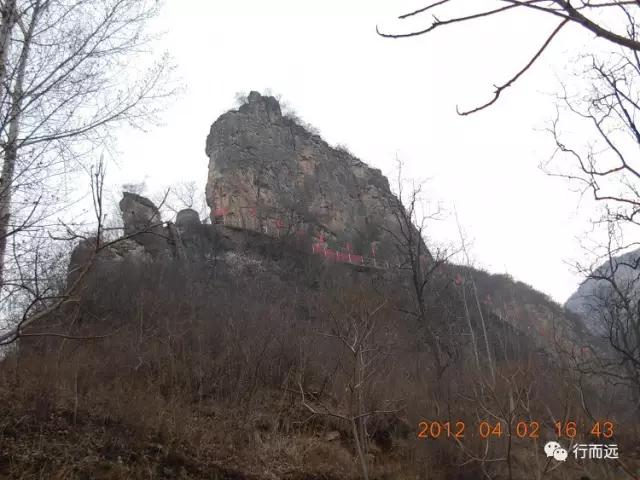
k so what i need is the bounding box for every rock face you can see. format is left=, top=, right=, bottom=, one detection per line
left=74, top=92, right=423, bottom=274
left=119, top=192, right=163, bottom=237
left=176, top=209, right=201, bottom=227
left=205, top=91, right=407, bottom=260
left=565, top=248, right=640, bottom=334
left=64, top=92, right=594, bottom=358
left=119, top=192, right=172, bottom=258
left=70, top=84, right=425, bottom=282
left=68, top=194, right=221, bottom=282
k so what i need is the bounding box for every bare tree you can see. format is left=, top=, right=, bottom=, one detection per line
left=383, top=160, right=457, bottom=377
left=298, top=288, right=397, bottom=480
left=455, top=211, right=496, bottom=384
left=0, top=158, right=109, bottom=345
left=0, top=157, right=174, bottom=346
left=541, top=43, right=640, bottom=410
left=0, top=0, right=174, bottom=292
left=546, top=52, right=640, bottom=228
left=378, top=1, right=640, bottom=114
left=380, top=0, right=640, bottom=421
left=157, top=181, right=210, bottom=223
left=561, top=224, right=640, bottom=414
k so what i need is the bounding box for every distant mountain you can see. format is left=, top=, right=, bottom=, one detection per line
left=565, top=248, right=640, bottom=335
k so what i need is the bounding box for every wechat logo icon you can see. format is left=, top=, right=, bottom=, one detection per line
left=544, top=441, right=568, bottom=462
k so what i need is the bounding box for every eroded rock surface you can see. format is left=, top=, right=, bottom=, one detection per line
left=176, top=208, right=201, bottom=227
left=205, top=91, right=408, bottom=260
left=62, top=92, right=597, bottom=362
left=68, top=194, right=223, bottom=281
left=70, top=92, right=424, bottom=277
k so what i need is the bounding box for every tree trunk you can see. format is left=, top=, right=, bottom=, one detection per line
left=0, top=0, right=17, bottom=83
left=471, top=277, right=495, bottom=383
left=0, top=0, right=19, bottom=289
left=356, top=348, right=368, bottom=454
left=351, top=417, right=369, bottom=480
left=0, top=1, right=39, bottom=290
left=462, top=282, right=482, bottom=374
left=0, top=140, right=17, bottom=288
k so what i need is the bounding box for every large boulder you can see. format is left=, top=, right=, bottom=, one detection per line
left=205, top=91, right=413, bottom=262
left=119, top=192, right=172, bottom=258
left=68, top=194, right=173, bottom=286
left=68, top=194, right=229, bottom=279
left=174, top=208, right=224, bottom=260
left=176, top=208, right=201, bottom=227
left=119, top=192, right=163, bottom=237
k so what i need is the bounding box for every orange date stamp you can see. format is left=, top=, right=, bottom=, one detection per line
left=417, top=420, right=615, bottom=440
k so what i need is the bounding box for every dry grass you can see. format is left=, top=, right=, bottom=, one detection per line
left=1, top=259, right=638, bottom=479
left=0, top=352, right=413, bottom=480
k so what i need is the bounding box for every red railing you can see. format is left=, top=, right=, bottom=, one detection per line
left=311, top=243, right=375, bottom=267
left=216, top=210, right=386, bottom=268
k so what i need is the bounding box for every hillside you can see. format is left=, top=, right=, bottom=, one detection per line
left=1, top=92, right=638, bottom=480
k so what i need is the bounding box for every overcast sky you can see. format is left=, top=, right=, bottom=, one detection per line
left=108, top=1, right=611, bottom=303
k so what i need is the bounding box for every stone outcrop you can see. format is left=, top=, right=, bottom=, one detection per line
left=63, top=91, right=598, bottom=358
left=119, top=192, right=173, bottom=258
left=68, top=194, right=222, bottom=282
left=70, top=92, right=425, bottom=277
left=176, top=208, right=201, bottom=227
left=119, top=192, right=163, bottom=237
left=205, top=91, right=408, bottom=260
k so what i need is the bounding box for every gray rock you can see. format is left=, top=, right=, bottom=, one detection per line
left=119, top=192, right=171, bottom=258
left=68, top=194, right=228, bottom=282
left=205, top=91, right=414, bottom=262
left=119, top=192, right=163, bottom=237
left=67, top=237, right=98, bottom=285
left=69, top=92, right=429, bottom=285
left=109, top=238, right=153, bottom=263
left=176, top=208, right=201, bottom=227
left=67, top=236, right=153, bottom=286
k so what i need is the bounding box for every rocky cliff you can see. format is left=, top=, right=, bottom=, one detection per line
left=205, top=91, right=406, bottom=260
left=67, top=92, right=594, bottom=352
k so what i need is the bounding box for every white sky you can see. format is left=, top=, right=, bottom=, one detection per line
left=108, top=1, right=613, bottom=303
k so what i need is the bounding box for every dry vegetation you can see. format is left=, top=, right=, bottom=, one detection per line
left=1, top=247, right=637, bottom=480
left=2, top=1, right=640, bottom=479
